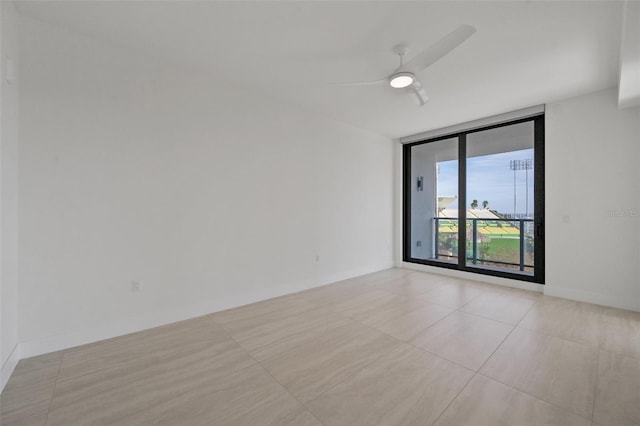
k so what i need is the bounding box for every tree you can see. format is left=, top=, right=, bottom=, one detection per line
left=482, top=200, right=489, bottom=209
left=471, top=199, right=478, bottom=209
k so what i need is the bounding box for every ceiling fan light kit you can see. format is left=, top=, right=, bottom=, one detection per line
left=389, top=72, right=415, bottom=88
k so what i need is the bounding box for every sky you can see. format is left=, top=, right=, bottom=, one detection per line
left=438, top=148, right=534, bottom=216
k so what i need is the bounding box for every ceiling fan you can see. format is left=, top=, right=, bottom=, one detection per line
left=340, top=25, right=476, bottom=106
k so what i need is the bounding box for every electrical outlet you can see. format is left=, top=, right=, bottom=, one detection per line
left=131, top=281, right=140, bottom=292
left=416, top=240, right=422, bottom=247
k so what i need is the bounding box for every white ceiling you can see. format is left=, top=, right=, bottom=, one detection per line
left=15, top=1, right=624, bottom=139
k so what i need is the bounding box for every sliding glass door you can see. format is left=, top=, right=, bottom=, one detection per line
left=403, top=115, right=544, bottom=284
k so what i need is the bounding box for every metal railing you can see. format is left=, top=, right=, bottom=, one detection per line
left=434, top=217, right=534, bottom=271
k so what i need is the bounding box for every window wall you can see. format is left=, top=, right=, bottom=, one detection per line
left=403, top=115, right=545, bottom=284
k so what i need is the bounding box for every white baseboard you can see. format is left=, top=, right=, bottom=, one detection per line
left=400, top=262, right=544, bottom=293
left=314, top=262, right=396, bottom=289
left=543, top=285, right=640, bottom=312
left=18, top=261, right=395, bottom=360
left=399, top=261, right=639, bottom=312
left=1, top=344, right=19, bottom=393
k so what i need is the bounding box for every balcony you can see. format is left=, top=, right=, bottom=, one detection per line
left=434, top=217, right=534, bottom=273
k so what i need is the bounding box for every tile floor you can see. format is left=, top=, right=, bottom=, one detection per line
left=2, top=269, right=639, bottom=425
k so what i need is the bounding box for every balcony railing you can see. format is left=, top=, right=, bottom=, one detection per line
left=434, top=217, right=534, bottom=272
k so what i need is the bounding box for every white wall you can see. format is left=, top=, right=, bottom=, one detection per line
left=410, top=146, right=438, bottom=260
left=1, top=1, right=21, bottom=390
left=545, top=88, right=640, bottom=311
left=17, top=16, right=393, bottom=356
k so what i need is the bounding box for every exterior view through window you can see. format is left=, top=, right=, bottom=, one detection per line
left=403, top=115, right=544, bottom=284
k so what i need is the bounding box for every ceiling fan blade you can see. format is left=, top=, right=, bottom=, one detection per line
left=332, top=78, right=387, bottom=86
left=405, top=24, right=476, bottom=73
left=410, top=81, right=429, bottom=106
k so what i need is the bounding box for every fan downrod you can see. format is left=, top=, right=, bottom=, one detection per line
left=392, top=44, right=409, bottom=58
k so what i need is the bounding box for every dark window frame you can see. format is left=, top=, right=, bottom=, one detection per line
left=402, top=114, right=545, bottom=284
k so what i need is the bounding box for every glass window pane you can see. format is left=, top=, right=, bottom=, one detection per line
left=465, top=121, right=535, bottom=274
left=410, top=137, right=458, bottom=262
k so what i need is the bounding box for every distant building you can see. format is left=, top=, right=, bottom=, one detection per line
left=436, top=196, right=520, bottom=239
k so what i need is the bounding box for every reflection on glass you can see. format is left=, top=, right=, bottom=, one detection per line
left=465, top=121, right=535, bottom=274
left=410, top=138, right=458, bottom=262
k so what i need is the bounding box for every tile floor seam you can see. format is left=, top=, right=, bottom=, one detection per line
left=403, top=302, right=459, bottom=334
left=216, top=304, right=342, bottom=330
left=49, top=339, right=259, bottom=426
left=210, top=291, right=407, bottom=423
left=596, top=311, right=605, bottom=350
left=596, top=308, right=605, bottom=346
left=291, top=339, right=403, bottom=412
left=598, top=348, right=640, bottom=363
left=229, top=317, right=355, bottom=359
left=406, top=344, right=478, bottom=373
left=416, top=295, right=477, bottom=311
left=513, top=324, right=604, bottom=352
left=299, top=296, right=367, bottom=311
left=472, top=296, right=537, bottom=374
left=443, top=291, right=539, bottom=426
left=476, top=298, right=596, bottom=423
left=429, top=372, right=478, bottom=425
left=255, top=316, right=426, bottom=421
left=598, top=346, right=639, bottom=359
left=346, top=292, right=533, bottom=375
left=486, top=322, right=601, bottom=421
left=451, top=308, right=524, bottom=327
left=103, top=328, right=271, bottom=425
left=324, top=295, right=436, bottom=325
left=100, top=359, right=269, bottom=426
left=448, top=293, right=484, bottom=311
left=213, top=307, right=318, bottom=327
left=598, top=317, right=640, bottom=362
left=245, top=318, right=374, bottom=366
left=43, top=353, right=64, bottom=426
left=225, top=333, right=328, bottom=426
left=373, top=286, right=435, bottom=298
left=357, top=301, right=434, bottom=326
left=347, top=311, right=477, bottom=374
left=349, top=304, right=456, bottom=346
left=320, top=289, right=407, bottom=313
left=590, top=347, right=601, bottom=423
left=475, top=371, right=593, bottom=423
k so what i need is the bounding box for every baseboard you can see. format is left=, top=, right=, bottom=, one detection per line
left=315, top=261, right=396, bottom=289
left=18, top=261, right=395, bottom=360
left=543, top=285, right=640, bottom=312
left=398, top=261, right=640, bottom=312
left=1, top=344, right=19, bottom=393
left=400, top=261, right=544, bottom=293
